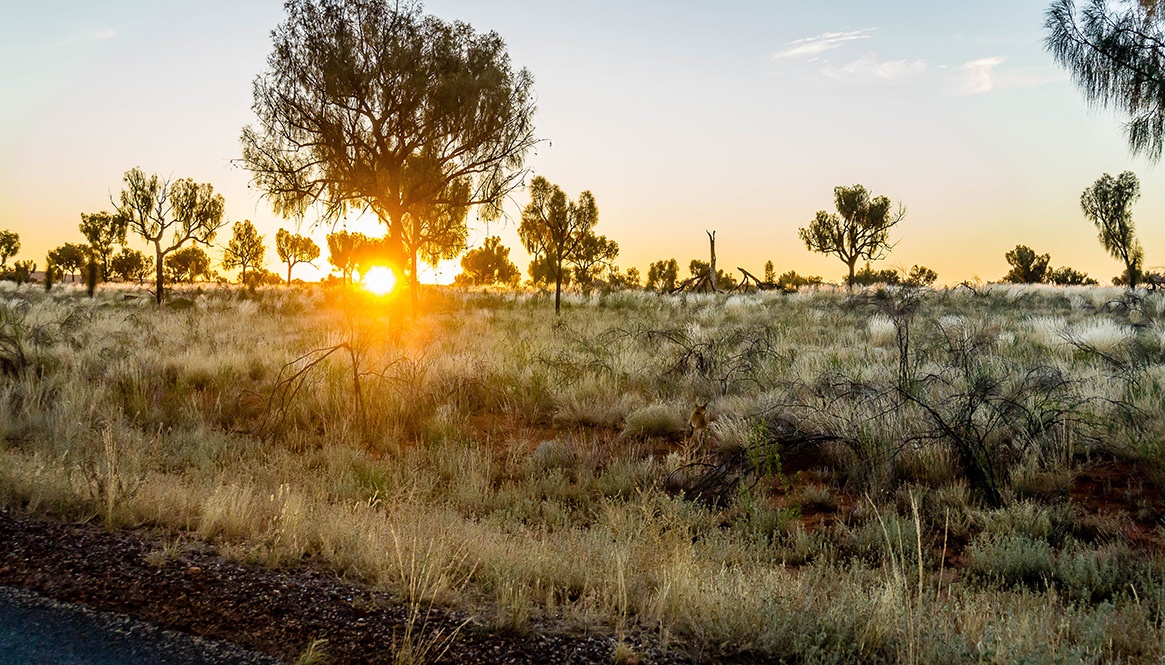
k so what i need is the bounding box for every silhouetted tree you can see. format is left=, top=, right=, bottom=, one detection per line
left=1004, top=245, right=1052, bottom=283
left=47, top=243, right=88, bottom=282
left=764, top=260, right=776, bottom=284
left=164, top=246, right=212, bottom=283
left=454, top=236, right=520, bottom=286
left=799, top=184, right=906, bottom=290
left=0, top=230, right=18, bottom=269
left=326, top=230, right=369, bottom=283
left=571, top=233, right=619, bottom=291
left=275, top=228, right=319, bottom=284
left=1081, top=171, right=1144, bottom=288
left=109, top=248, right=152, bottom=283
left=607, top=266, right=640, bottom=290
left=776, top=270, right=823, bottom=292
left=905, top=264, right=939, bottom=287
left=242, top=0, right=537, bottom=326
left=11, top=260, right=34, bottom=287
left=114, top=168, right=225, bottom=303
left=78, top=211, right=128, bottom=280
left=402, top=180, right=470, bottom=306
left=688, top=259, right=738, bottom=289
left=222, top=220, right=267, bottom=284
left=850, top=263, right=901, bottom=286
left=646, top=259, right=679, bottom=291
left=1047, top=0, right=1165, bottom=159
left=1048, top=265, right=1099, bottom=285
left=518, top=176, right=597, bottom=314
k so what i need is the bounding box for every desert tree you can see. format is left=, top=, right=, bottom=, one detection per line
left=46, top=243, right=89, bottom=282
left=1048, top=265, right=1099, bottom=285
left=12, top=260, right=34, bottom=287
left=113, top=167, right=225, bottom=303
left=275, top=228, right=321, bottom=284
left=221, top=220, right=267, bottom=284
left=0, top=230, right=20, bottom=268
left=79, top=212, right=128, bottom=280
left=764, top=260, right=776, bottom=284
left=454, top=235, right=520, bottom=286
left=799, top=184, right=905, bottom=290
left=646, top=258, right=679, bottom=291
left=109, top=248, right=152, bottom=283
left=1081, top=171, right=1144, bottom=288
left=241, top=0, right=537, bottom=325
left=164, top=246, right=212, bottom=283
left=570, top=233, right=619, bottom=291
left=1003, top=245, right=1052, bottom=283
left=518, top=176, right=597, bottom=314
left=905, top=265, right=939, bottom=287
left=326, top=230, right=368, bottom=283
left=1046, top=0, right=1165, bottom=159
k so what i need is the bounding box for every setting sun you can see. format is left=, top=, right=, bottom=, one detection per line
left=361, top=266, right=397, bottom=295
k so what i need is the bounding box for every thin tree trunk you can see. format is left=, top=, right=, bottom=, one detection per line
left=554, top=260, right=562, bottom=315
left=707, top=230, right=717, bottom=292
left=847, top=258, right=857, bottom=292
left=387, top=210, right=407, bottom=333
left=287, top=262, right=293, bottom=284
left=410, top=251, right=419, bottom=316
left=154, top=244, right=165, bottom=305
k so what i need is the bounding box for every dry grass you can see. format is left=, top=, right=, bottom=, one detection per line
left=1, top=281, right=1164, bottom=662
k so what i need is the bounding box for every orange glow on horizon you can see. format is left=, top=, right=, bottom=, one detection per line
left=361, top=266, right=398, bottom=295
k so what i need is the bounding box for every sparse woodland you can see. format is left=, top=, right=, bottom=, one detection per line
left=2, top=280, right=1165, bottom=662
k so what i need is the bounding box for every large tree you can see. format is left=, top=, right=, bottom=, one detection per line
left=113, top=168, right=225, bottom=304
left=241, top=0, right=537, bottom=325
left=275, top=228, right=321, bottom=284
left=0, top=230, right=19, bottom=268
left=1003, top=245, right=1052, bottom=283
left=79, top=211, right=128, bottom=280
left=164, top=246, right=213, bottom=283
left=518, top=176, right=598, bottom=314
left=454, top=235, right=520, bottom=286
left=109, top=248, right=153, bottom=283
left=646, top=258, right=679, bottom=291
left=1047, top=0, right=1165, bottom=159
left=1081, top=170, right=1145, bottom=287
left=222, top=220, right=267, bottom=284
left=326, top=230, right=368, bottom=283
left=570, top=233, right=619, bottom=291
left=799, top=184, right=906, bottom=290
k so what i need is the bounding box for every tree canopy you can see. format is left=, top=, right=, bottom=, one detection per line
left=47, top=243, right=89, bottom=281
left=0, top=230, right=20, bottom=268
left=79, top=211, right=128, bottom=280
left=1047, top=0, right=1165, bottom=159
left=646, top=259, right=679, bottom=291
left=114, top=167, right=225, bottom=303
left=1081, top=171, right=1144, bottom=288
left=242, top=0, right=537, bottom=322
left=1004, top=245, right=1052, bottom=284
left=164, top=246, right=213, bottom=283
left=275, top=228, right=321, bottom=284
left=799, top=184, right=905, bottom=290
left=110, top=248, right=152, bottom=283
left=454, top=235, right=520, bottom=287
left=222, top=220, right=267, bottom=284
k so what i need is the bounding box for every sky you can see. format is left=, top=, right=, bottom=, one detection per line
left=1, top=0, right=1162, bottom=286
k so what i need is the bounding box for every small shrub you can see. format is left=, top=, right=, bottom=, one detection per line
left=967, top=534, right=1054, bottom=587
left=621, top=403, right=685, bottom=440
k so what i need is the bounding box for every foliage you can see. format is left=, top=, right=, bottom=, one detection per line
left=1081, top=171, right=1144, bottom=288
left=454, top=236, right=520, bottom=287
left=1046, top=0, right=1165, bottom=159
left=606, top=266, right=640, bottom=290
left=222, top=220, right=267, bottom=284
left=275, top=228, right=320, bottom=284
left=12, top=260, right=34, bottom=286
left=46, top=243, right=89, bottom=281
left=242, top=0, right=537, bottom=321
left=518, top=176, right=598, bottom=313
left=0, top=230, right=18, bottom=267
left=1004, top=245, right=1052, bottom=284
left=114, top=167, right=225, bottom=303
left=850, top=263, right=901, bottom=286
left=645, top=259, right=679, bottom=291
left=246, top=268, right=286, bottom=287
left=1048, top=265, right=1098, bottom=285
left=109, top=248, right=152, bottom=283
left=905, top=264, right=939, bottom=287
left=775, top=270, right=822, bottom=291
left=325, top=230, right=369, bottom=282
left=764, top=260, right=776, bottom=284
left=79, top=211, right=128, bottom=279
left=164, top=246, right=212, bottom=283
left=799, top=184, right=905, bottom=289
left=570, top=233, right=619, bottom=291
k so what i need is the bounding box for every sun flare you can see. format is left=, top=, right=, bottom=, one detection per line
left=361, top=266, right=397, bottom=295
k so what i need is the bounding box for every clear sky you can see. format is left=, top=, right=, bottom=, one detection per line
left=1, top=0, right=1162, bottom=285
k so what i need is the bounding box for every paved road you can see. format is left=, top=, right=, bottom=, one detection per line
left=0, top=586, right=287, bottom=665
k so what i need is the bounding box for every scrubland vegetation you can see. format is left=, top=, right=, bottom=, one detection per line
left=2, top=280, right=1165, bottom=663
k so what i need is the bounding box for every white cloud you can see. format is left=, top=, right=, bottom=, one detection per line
left=93, top=29, right=118, bottom=39
left=957, top=56, right=1060, bottom=95
left=771, top=29, right=874, bottom=60
left=828, top=53, right=927, bottom=81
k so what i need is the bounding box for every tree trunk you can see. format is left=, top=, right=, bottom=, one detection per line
left=387, top=210, right=407, bottom=333
left=707, top=230, right=717, bottom=292
left=410, top=251, right=419, bottom=317
left=554, top=259, right=563, bottom=315
left=847, top=258, right=857, bottom=292
left=287, top=262, right=293, bottom=284
left=154, top=244, right=165, bottom=305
